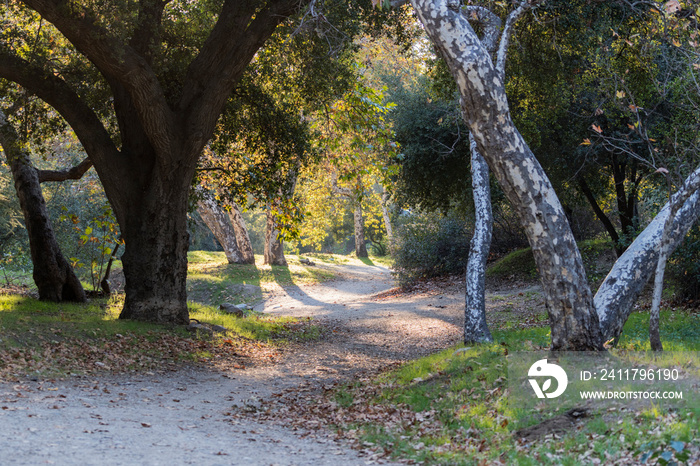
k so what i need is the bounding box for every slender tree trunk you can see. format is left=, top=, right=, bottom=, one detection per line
left=465, top=134, right=493, bottom=344
left=578, top=176, right=623, bottom=256
left=381, top=189, right=394, bottom=245
left=229, top=203, right=255, bottom=264
left=0, top=111, right=86, bottom=302
left=197, top=195, right=245, bottom=264
left=353, top=202, right=368, bottom=258
left=264, top=205, right=287, bottom=266
left=411, top=0, right=604, bottom=350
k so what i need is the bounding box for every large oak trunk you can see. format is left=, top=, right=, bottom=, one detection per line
left=118, top=179, right=190, bottom=324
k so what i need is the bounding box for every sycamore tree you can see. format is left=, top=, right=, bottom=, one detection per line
left=395, top=0, right=700, bottom=350
left=0, top=0, right=407, bottom=324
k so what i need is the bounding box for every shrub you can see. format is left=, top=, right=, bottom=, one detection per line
left=391, top=212, right=470, bottom=287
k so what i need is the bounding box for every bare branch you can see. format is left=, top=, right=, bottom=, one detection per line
left=497, top=0, right=533, bottom=77
left=37, top=157, right=93, bottom=183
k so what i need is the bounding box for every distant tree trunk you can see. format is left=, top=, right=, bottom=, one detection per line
left=411, top=0, right=604, bottom=350
left=578, top=176, right=623, bottom=256
left=381, top=189, right=394, bottom=245
left=197, top=194, right=245, bottom=264
left=264, top=205, right=287, bottom=266
left=464, top=134, right=493, bottom=344
left=0, top=110, right=86, bottom=302
left=229, top=203, right=255, bottom=264
left=353, top=202, right=368, bottom=258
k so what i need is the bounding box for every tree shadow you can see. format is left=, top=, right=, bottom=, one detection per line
left=358, top=257, right=376, bottom=267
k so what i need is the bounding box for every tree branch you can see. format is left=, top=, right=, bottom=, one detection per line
left=179, top=0, right=309, bottom=158
left=20, top=0, right=177, bottom=159
left=462, top=6, right=502, bottom=53
left=0, top=52, right=119, bottom=174
left=37, top=157, right=93, bottom=183
left=496, top=0, right=533, bottom=76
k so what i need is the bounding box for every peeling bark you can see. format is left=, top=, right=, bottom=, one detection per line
left=0, top=110, right=86, bottom=302
left=411, top=0, right=604, bottom=350
left=229, top=203, right=255, bottom=264
left=197, top=194, right=245, bottom=264
left=264, top=205, right=287, bottom=266
left=464, top=134, right=493, bottom=344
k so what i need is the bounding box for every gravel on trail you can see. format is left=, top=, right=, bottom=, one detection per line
left=0, top=262, right=466, bottom=465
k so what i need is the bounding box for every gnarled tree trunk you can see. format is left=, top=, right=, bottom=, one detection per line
left=230, top=203, right=255, bottom=264
left=264, top=205, right=287, bottom=266
left=0, top=110, right=86, bottom=302
left=197, top=194, right=245, bottom=264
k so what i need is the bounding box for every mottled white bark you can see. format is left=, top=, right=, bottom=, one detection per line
left=229, top=203, right=255, bottom=264
left=465, top=134, right=493, bottom=343
left=461, top=2, right=529, bottom=344
left=264, top=205, right=287, bottom=266
left=381, top=189, right=394, bottom=244
left=411, top=0, right=604, bottom=350
left=197, top=195, right=245, bottom=264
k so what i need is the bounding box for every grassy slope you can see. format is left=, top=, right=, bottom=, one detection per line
left=318, top=311, right=699, bottom=465
left=0, top=251, right=357, bottom=380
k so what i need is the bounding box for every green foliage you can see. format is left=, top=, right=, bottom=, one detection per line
left=669, top=224, right=700, bottom=303
left=391, top=212, right=470, bottom=287
left=386, top=76, right=472, bottom=214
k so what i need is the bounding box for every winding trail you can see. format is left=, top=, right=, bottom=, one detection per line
left=0, top=263, right=464, bottom=465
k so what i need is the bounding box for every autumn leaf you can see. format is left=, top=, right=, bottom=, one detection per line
left=580, top=138, right=591, bottom=146
left=591, top=124, right=603, bottom=134
left=655, top=167, right=670, bottom=174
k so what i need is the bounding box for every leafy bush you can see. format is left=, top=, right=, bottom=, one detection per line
left=391, top=212, right=470, bottom=287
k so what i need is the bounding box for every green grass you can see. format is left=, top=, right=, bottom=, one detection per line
left=487, top=239, right=615, bottom=283
left=324, top=308, right=700, bottom=465
left=186, top=252, right=338, bottom=306
left=0, top=251, right=345, bottom=379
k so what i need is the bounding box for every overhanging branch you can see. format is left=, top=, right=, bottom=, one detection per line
left=37, top=157, right=93, bottom=183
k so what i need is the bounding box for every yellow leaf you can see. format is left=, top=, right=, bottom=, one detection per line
left=673, top=39, right=681, bottom=47
left=580, top=138, right=591, bottom=146
left=616, top=90, right=626, bottom=99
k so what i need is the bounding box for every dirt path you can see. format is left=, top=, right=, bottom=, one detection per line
left=0, top=263, right=466, bottom=466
